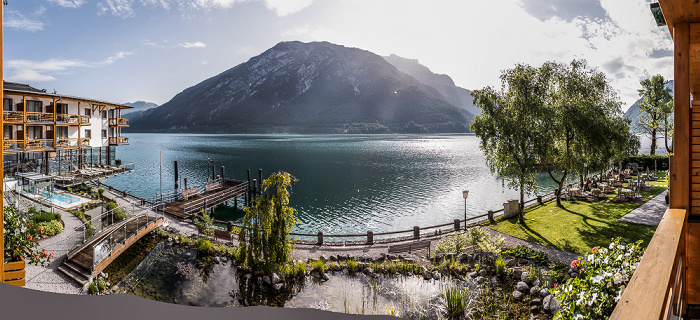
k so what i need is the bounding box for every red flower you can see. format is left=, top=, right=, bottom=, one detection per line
left=29, top=235, right=33, bottom=241
left=570, top=260, right=580, bottom=269
left=36, top=253, right=40, bottom=259
left=39, top=227, right=44, bottom=234
left=554, top=283, right=558, bottom=289
left=29, top=222, right=34, bottom=226
left=579, top=269, right=585, bottom=274
left=592, top=246, right=598, bottom=253
left=42, top=249, right=46, bottom=254
left=50, top=252, right=55, bottom=259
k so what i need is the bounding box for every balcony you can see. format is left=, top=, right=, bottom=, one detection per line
left=55, top=138, right=80, bottom=149
left=79, top=138, right=91, bottom=147
left=56, top=114, right=90, bottom=125
left=3, top=111, right=23, bottom=122
left=3, top=139, right=24, bottom=152
left=108, top=117, right=129, bottom=127
left=25, top=112, right=55, bottom=123
left=24, top=139, right=54, bottom=151
left=109, top=136, right=129, bottom=146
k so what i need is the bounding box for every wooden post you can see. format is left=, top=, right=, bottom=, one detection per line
left=454, top=219, right=460, bottom=231
left=413, top=226, right=420, bottom=239
left=488, top=210, right=494, bottom=223
left=258, top=169, right=263, bottom=196
left=252, top=179, right=257, bottom=200
left=246, top=169, right=251, bottom=205
left=671, top=22, right=690, bottom=211
left=367, top=230, right=373, bottom=244
left=174, top=161, right=179, bottom=190
left=317, top=231, right=323, bottom=245
left=1, top=1, right=5, bottom=280
left=220, top=166, right=225, bottom=181
left=212, top=165, right=215, bottom=181
left=184, top=178, right=187, bottom=190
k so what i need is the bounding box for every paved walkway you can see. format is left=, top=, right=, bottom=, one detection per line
left=618, top=192, right=668, bottom=226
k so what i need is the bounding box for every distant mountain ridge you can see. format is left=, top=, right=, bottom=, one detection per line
left=624, top=80, right=673, bottom=133
left=126, top=41, right=473, bottom=134
left=123, top=101, right=159, bottom=115
left=382, top=54, right=478, bottom=116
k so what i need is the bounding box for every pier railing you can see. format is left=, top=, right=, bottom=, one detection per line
left=64, top=204, right=136, bottom=259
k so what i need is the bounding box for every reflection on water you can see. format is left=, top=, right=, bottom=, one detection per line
left=123, top=240, right=471, bottom=317
left=107, top=134, right=575, bottom=234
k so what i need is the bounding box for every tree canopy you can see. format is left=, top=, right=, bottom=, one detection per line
left=637, top=75, right=673, bottom=155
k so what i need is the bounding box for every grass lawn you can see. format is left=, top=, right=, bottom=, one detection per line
left=487, top=172, right=668, bottom=255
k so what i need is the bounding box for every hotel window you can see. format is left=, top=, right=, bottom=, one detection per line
left=27, top=126, right=42, bottom=139
left=102, top=110, right=107, bottom=118
left=84, top=108, right=91, bottom=116
left=4, top=125, right=11, bottom=140
left=26, top=101, right=42, bottom=112
left=101, top=130, right=107, bottom=138
left=84, top=129, right=91, bottom=138
left=3, top=98, right=12, bottom=111
left=57, top=127, right=68, bottom=139
left=56, top=103, right=68, bottom=114
left=108, top=110, right=114, bottom=118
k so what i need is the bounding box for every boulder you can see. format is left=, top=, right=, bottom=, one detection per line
left=262, top=276, right=271, bottom=285
left=513, top=290, right=523, bottom=300
left=530, top=286, right=540, bottom=296
left=363, top=267, right=373, bottom=275
left=271, top=273, right=281, bottom=284
left=531, top=298, right=541, bottom=305
left=511, top=267, right=525, bottom=279
left=506, top=258, right=518, bottom=268
left=532, top=279, right=541, bottom=288
left=423, top=271, right=432, bottom=280
left=272, top=283, right=284, bottom=291
left=214, top=256, right=221, bottom=264
left=386, top=254, right=397, bottom=261
left=320, top=255, right=328, bottom=262
left=516, top=281, right=529, bottom=292
left=530, top=305, right=539, bottom=313
left=310, top=271, right=322, bottom=279
left=543, top=295, right=559, bottom=313
left=539, top=288, right=550, bottom=298
left=432, top=271, right=441, bottom=280
left=330, top=255, right=338, bottom=262
left=521, top=271, right=531, bottom=284
left=322, top=273, right=330, bottom=281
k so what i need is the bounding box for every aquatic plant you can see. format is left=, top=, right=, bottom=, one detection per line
left=346, top=259, right=358, bottom=273
left=195, top=238, right=214, bottom=254
left=96, top=278, right=107, bottom=291
left=175, top=262, right=197, bottom=280
left=311, top=258, right=326, bottom=273
left=444, top=284, right=467, bottom=319
left=88, top=282, right=98, bottom=295
left=494, top=257, right=505, bottom=274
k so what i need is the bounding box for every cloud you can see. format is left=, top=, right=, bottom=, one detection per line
left=180, top=42, right=206, bottom=48
left=97, top=0, right=136, bottom=18
left=6, top=52, right=134, bottom=83
left=49, top=0, right=86, bottom=8
left=281, top=25, right=310, bottom=37
left=520, top=0, right=606, bottom=22
left=263, top=0, right=314, bottom=16
left=4, top=10, right=45, bottom=32
left=201, top=60, right=210, bottom=65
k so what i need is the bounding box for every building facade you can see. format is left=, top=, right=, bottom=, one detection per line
left=2, top=81, right=131, bottom=179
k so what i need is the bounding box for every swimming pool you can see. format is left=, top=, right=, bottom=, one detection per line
left=40, top=191, right=83, bottom=207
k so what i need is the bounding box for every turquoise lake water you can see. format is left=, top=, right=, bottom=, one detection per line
left=105, top=133, right=573, bottom=234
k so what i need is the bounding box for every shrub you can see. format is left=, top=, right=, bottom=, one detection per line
left=346, top=259, right=358, bottom=273
left=553, top=238, right=644, bottom=320
left=435, top=227, right=505, bottom=254
left=113, top=208, right=131, bottom=222
left=494, top=257, right=505, bottom=274
left=98, top=188, right=104, bottom=198
left=195, top=210, right=215, bottom=238
left=37, top=220, right=63, bottom=236
left=106, top=201, right=118, bottom=211
left=502, top=245, right=549, bottom=265
left=96, top=279, right=107, bottom=291
left=30, top=211, right=61, bottom=224
left=195, top=238, right=213, bottom=254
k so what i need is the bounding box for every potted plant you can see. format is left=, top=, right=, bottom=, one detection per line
left=4, top=205, right=53, bottom=267
left=115, top=159, right=122, bottom=167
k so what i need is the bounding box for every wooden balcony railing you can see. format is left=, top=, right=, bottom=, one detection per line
left=3, top=111, right=23, bottom=122
left=108, top=118, right=129, bottom=126
left=25, top=139, right=54, bottom=150
left=109, top=136, right=129, bottom=145
left=3, top=139, right=23, bottom=151
left=56, top=114, right=88, bottom=125
left=25, top=112, right=54, bottom=122
left=79, top=138, right=91, bottom=147
left=610, top=208, right=687, bottom=319
left=55, top=138, right=80, bottom=149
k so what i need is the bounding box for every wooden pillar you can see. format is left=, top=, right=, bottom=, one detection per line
left=246, top=169, right=251, bottom=205
left=174, top=161, right=179, bottom=190
left=1, top=1, right=5, bottom=280
left=258, top=169, right=263, bottom=196
left=220, top=166, right=225, bottom=181
left=672, top=22, right=690, bottom=211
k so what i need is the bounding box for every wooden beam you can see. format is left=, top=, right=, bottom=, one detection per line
left=691, top=24, right=700, bottom=51
left=1, top=1, right=5, bottom=281
left=672, top=22, right=690, bottom=211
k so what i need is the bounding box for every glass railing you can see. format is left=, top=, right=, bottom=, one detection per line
left=108, top=118, right=129, bottom=126
left=55, top=138, right=79, bottom=148
left=92, top=208, right=163, bottom=269
left=25, top=139, right=53, bottom=150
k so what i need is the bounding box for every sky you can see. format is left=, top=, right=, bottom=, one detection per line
left=3, top=0, right=674, bottom=110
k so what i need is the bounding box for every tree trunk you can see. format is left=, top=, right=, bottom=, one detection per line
left=664, top=119, right=672, bottom=153
left=519, top=175, right=525, bottom=224
left=650, top=128, right=657, bottom=155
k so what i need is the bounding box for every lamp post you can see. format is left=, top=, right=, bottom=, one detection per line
left=462, top=190, right=469, bottom=231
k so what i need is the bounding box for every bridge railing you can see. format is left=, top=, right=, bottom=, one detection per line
left=182, top=182, right=246, bottom=217
left=64, top=204, right=136, bottom=259
left=92, top=207, right=163, bottom=270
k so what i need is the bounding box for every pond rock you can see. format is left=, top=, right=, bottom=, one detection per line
left=540, top=288, right=550, bottom=298
left=513, top=290, right=523, bottom=300
left=272, top=283, right=284, bottom=291
left=322, top=273, right=330, bottom=281
left=271, top=273, right=281, bottom=284
left=263, top=276, right=271, bottom=285
left=530, top=286, right=540, bottom=296
left=330, top=255, right=338, bottom=262
left=363, top=267, right=373, bottom=275
left=531, top=298, right=541, bottom=305
left=532, top=279, right=541, bottom=287
left=423, top=271, right=432, bottom=280
left=511, top=267, right=525, bottom=280
left=479, top=269, right=488, bottom=277
left=521, top=271, right=531, bottom=284
left=468, top=271, right=478, bottom=279
left=432, top=271, right=441, bottom=280
left=386, top=254, right=397, bottom=261
left=516, top=281, right=529, bottom=292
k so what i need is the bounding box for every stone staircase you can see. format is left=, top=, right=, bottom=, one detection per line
left=57, top=259, right=91, bottom=287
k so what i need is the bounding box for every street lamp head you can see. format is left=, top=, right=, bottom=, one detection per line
left=462, top=190, right=469, bottom=199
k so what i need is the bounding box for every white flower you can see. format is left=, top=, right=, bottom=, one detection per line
left=592, top=275, right=604, bottom=283
left=14, top=229, right=19, bottom=235
left=589, top=292, right=598, bottom=306
left=614, top=273, right=623, bottom=284
left=607, top=282, right=612, bottom=288
left=610, top=242, right=615, bottom=249
left=599, top=248, right=608, bottom=255
left=617, top=244, right=625, bottom=250
left=617, top=254, right=623, bottom=261
left=588, top=254, right=594, bottom=262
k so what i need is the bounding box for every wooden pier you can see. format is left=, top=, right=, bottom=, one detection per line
left=161, top=179, right=248, bottom=219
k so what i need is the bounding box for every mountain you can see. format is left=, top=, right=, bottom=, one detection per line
left=127, top=41, right=473, bottom=134
left=383, top=54, right=479, bottom=116
left=624, top=80, right=673, bottom=133
left=123, top=101, right=159, bottom=115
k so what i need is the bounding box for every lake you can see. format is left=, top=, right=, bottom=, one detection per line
left=105, top=133, right=580, bottom=234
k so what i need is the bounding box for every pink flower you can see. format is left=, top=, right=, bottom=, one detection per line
left=553, top=283, right=558, bottom=289
left=39, top=227, right=43, bottom=234
left=570, top=260, right=580, bottom=269
left=592, top=246, right=598, bottom=253
left=36, top=253, right=40, bottom=259
left=29, top=235, right=33, bottom=241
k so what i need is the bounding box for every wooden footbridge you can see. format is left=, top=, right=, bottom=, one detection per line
left=59, top=210, right=163, bottom=286
left=158, top=178, right=248, bottom=219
